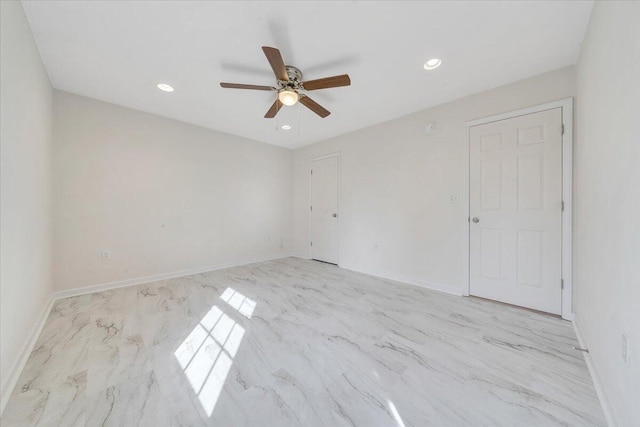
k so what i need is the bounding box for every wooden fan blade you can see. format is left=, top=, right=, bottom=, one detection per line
left=299, top=96, right=330, bottom=118
left=220, top=83, right=275, bottom=91
left=302, top=74, right=351, bottom=91
left=262, top=46, right=289, bottom=82
left=264, top=99, right=283, bottom=118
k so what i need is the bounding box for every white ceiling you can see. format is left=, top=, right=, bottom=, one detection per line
left=23, top=1, right=593, bottom=149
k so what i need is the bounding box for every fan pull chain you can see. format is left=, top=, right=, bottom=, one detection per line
left=297, top=101, right=302, bottom=135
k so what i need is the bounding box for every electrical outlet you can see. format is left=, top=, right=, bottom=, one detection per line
left=622, top=334, right=630, bottom=365
left=101, top=250, right=111, bottom=261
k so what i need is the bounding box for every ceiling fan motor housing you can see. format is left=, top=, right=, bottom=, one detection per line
left=283, top=66, right=303, bottom=89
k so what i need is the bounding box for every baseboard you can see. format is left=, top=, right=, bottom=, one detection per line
left=341, top=265, right=464, bottom=297
left=0, top=297, right=54, bottom=415
left=572, top=315, right=617, bottom=427
left=53, top=253, right=292, bottom=299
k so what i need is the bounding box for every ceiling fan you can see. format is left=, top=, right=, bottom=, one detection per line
left=220, top=46, right=351, bottom=119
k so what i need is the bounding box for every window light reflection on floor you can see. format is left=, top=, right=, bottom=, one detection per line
left=220, top=287, right=256, bottom=318
left=388, top=400, right=407, bottom=427
left=174, top=288, right=255, bottom=416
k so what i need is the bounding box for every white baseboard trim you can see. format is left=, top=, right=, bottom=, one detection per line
left=0, top=297, right=54, bottom=415
left=389, top=274, right=463, bottom=296
left=572, top=315, right=617, bottom=427
left=340, top=264, right=464, bottom=297
left=53, top=253, right=292, bottom=299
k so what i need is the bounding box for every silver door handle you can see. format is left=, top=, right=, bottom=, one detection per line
left=332, top=213, right=337, bottom=218
left=472, top=217, right=479, bottom=223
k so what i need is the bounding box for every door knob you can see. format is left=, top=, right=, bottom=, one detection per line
left=472, top=217, right=479, bottom=223
left=332, top=213, right=337, bottom=218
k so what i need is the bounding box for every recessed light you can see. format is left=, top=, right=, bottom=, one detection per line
left=423, top=58, right=442, bottom=70
left=157, top=83, right=174, bottom=92
left=281, top=125, right=292, bottom=130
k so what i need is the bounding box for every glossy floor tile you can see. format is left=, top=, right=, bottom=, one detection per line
left=1, top=258, right=605, bottom=426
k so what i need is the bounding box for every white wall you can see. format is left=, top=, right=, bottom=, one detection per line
left=574, top=2, right=640, bottom=426
left=0, top=0, right=54, bottom=410
left=53, top=91, right=291, bottom=292
left=292, top=67, right=575, bottom=293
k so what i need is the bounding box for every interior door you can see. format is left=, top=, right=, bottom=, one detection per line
left=310, top=156, right=338, bottom=264
left=469, top=108, right=563, bottom=314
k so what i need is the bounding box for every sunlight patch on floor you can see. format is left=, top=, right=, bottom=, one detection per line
left=175, top=288, right=255, bottom=416
left=388, top=400, right=407, bottom=427
left=220, top=287, right=256, bottom=318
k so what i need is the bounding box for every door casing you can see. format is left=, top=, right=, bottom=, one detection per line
left=463, top=98, right=574, bottom=320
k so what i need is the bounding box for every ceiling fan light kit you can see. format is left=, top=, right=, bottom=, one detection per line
left=278, top=88, right=299, bottom=106
left=220, top=46, right=351, bottom=119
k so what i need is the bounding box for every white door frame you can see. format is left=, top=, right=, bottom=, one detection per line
left=463, top=98, right=573, bottom=320
left=309, top=152, right=341, bottom=265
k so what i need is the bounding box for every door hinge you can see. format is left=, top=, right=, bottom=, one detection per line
left=468, top=217, right=470, bottom=223
left=310, top=205, right=313, bottom=211
left=310, top=241, right=313, bottom=247
left=561, top=201, right=565, bottom=211
left=561, top=124, right=565, bottom=135
left=310, top=169, right=313, bottom=175
left=561, top=278, right=564, bottom=289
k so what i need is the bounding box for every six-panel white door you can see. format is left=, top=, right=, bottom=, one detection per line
left=310, top=156, right=338, bottom=264
left=469, top=108, right=563, bottom=314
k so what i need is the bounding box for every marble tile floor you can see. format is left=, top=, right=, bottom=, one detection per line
left=1, top=257, right=605, bottom=426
